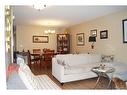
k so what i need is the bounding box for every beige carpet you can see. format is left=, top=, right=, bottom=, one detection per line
left=30, top=64, right=115, bottom=89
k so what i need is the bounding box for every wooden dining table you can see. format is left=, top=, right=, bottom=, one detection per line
left=29, top=52, right=58, bottom=69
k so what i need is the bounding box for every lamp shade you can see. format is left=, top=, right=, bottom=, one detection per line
left=89, top=36, right=96, bottom=42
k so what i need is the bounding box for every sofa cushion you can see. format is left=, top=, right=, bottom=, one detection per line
left=7, top=71, right=27, bottom=89
left=64, top=63, right=100, bottom=75
left=65, top=55, right=89, bottom=66
left=57, top=59, right=65, bottom=66
left=19, top=67, right=41, bottom=89
left=88, top=54, right=101, bottom=63
left=18, top=68, right=34, bottom=89
left=56, top=55, right=71, bottom=69
left=64, top=54, right=101, bottom=66
left=56, top=54, right=72, bottom=63
left=64, top=65, right=88, bottom=75
left=55, top=54, right=72, bottom=60
left=18, top=62, right=41, bottom=89
left=55, top=54, right=102, bottom=66
left=17, top=57, right=25, bottom=65
left=77, top=54, right=101, bottom=63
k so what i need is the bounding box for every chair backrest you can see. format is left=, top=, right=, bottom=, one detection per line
left=27, top=50, right=31, bottom=65
left=43, top=48, right=54, bottom=53
left=27, top=50, right=41, bottom=65
left=41, top=52, right=54, bottom=68
left=33, top=49, right=41, bottom=54
left=43, top=53, right=54, bottom=61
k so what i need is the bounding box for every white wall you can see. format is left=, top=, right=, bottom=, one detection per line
left=16, top=25, right=65, bottom=53
left=69, top=9, right=127, bottom=63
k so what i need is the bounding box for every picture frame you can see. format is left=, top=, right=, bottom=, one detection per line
left=100, top=30, right=108, bottom=39
left=90, top=29, right=97, bottom=37
left=33, top=36, right=48, bottom=43
left=122, top=19, right=127, bottom=43
left=76, top=33, right=84, bottom=46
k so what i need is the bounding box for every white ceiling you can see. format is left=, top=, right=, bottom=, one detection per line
left=13, top=6, right=127, bottom=28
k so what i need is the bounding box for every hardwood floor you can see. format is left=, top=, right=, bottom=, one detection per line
left=29, top=64, right=115, bottom=89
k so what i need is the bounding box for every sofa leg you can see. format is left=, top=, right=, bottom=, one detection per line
left=61, top=83, right=64, bottom=86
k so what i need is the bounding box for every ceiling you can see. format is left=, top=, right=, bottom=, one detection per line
left=13, top=6, right=127, bottom=28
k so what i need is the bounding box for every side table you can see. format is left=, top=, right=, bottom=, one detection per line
left=91, top=66, right=115, bottom=89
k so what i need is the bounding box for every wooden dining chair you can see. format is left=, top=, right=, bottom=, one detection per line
left=43, top=48, right=55, bottom=53
left=42, top=52, right=55, bottom=69
left=33, top=49, right=41, bottom=61
left=27, top=50, right=42, bottom=69
left=33, top=49, right=41, bottom=54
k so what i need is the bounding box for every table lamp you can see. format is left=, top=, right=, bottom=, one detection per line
left=89, top=36, right=96, bottom=49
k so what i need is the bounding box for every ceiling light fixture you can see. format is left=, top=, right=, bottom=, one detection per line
left=33, top=5, right=47, bottom=11
left=44, top=27, right=55, bottom=34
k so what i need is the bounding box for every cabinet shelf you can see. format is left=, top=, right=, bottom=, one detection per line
left=57, top=34, right=70, bottom=54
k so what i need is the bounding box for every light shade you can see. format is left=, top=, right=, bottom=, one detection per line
left=44, top=29, right=55, bottom=34
left=33, top=5, right=46, bottom=10
left=89, top=36, right=96, bottom=42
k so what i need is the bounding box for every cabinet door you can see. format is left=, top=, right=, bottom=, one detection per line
left=57, top=34, right=70, bottom=54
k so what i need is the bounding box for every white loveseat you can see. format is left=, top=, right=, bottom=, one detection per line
left=52, top=54, right=102, bottom=84
left=52, top=54, right=127, bottom=84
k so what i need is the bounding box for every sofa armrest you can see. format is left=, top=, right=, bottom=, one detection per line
left=52, top=58, right=64, bottom=82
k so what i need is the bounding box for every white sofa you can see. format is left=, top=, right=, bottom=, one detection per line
left=52, top=54, right=127, bottom=84
left=52, top=54, right=102, bottom=84
left=16, top=55, right=61, bottom=90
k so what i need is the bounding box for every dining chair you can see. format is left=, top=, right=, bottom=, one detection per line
left=27, top=50, right=42, bottom=69
left=33, top=49, right=41, bottom=54
left=42, top=52, right=55, bottom=69
left=43, top=48, right=55, bottom=53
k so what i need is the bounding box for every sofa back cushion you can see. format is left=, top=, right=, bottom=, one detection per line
left=19, top=63, right=40, bottom=89
left=55, top=54, right=72, bottom=64
left=55, top=54, right=72, bottom=59
left=65, top=54, right=89, bottom=66
left=17, top=57, right=25, bottom=65
left=88, top=54, right=101, bottom=63
left=55, top=54, right=101, bottom=66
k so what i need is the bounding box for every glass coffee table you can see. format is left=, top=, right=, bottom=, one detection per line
left=91, top=66, right=115, bottom=89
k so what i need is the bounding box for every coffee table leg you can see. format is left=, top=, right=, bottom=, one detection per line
left=94, top=76, right=101, bottom=89
left=107, top=73, right=114, bottom=89
left=107, top=79, right=112, bottom=89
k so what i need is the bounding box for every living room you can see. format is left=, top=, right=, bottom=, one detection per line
left=2, top=2, right=127, bottom=93
left=12, top=6, right=127, bottom=64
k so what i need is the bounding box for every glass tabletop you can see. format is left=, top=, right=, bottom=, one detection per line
left=92, top=66, right=115, bottom=73
left=92, top=66, right=115, bottom=89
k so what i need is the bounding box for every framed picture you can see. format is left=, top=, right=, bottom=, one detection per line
left=33, top=36, right=48, bottom=43
left=90, top=29, right=97, bottom=37
left=76, top=33, right=84, bottom=46
left=100, top=30, right=108, bottom=39
left=122, top=19, right=127, bottom=43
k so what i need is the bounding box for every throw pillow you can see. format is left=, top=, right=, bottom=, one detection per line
left=101, top=55, right=114, bottom=62
left=57, top=59, right=65, bottom=66
left=57, top=59, right=70, bottom=69
left=7, top=63, right=20, bottom=81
